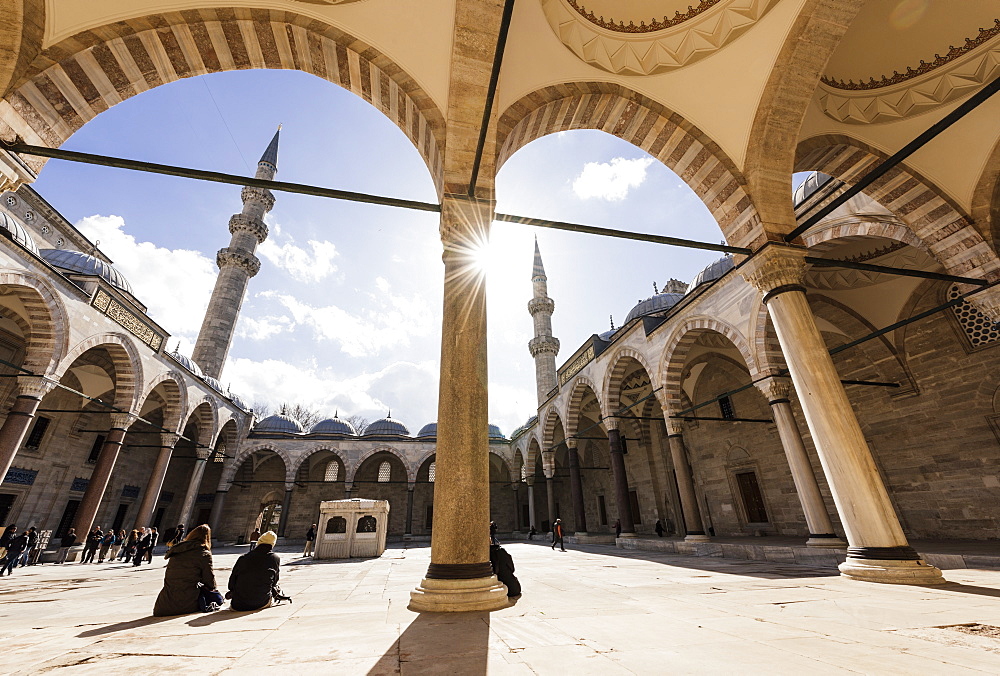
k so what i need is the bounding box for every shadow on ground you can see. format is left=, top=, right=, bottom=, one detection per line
left=373, top=610, right=492, bottom=675
left=77, top=615, right=175, bottom=638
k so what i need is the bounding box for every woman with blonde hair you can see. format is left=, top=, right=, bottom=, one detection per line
left=153, top=524, right=221, bottom=616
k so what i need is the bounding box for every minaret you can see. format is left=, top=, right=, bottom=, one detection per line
left=193, top=128, right=279, bottom=378
left=527, top=237, right=560, bottom=405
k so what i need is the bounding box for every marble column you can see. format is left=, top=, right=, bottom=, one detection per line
left=566, top=439, right=587, bottom=534
left=176, top=448, right=211, bottom=529
left=405, top=483, right=415, bottom=537
left=606, top=425, right=635, bottom=535
left=742, top=245, right=942, bottom=584
left=526, top=478, right=536, bottom=531
left=665, top=420, right=710, bottom=541
left=545, top=473, right=556, bottom=527
left=133, top=433, right=180, bottom=529
left=74, top=412, right=133, bottom=536
left=208, top=487, right=228, bottom=532
left=756, top=377, right=845, bottom=547
left=511, top=484, right=520, bottom=534
left=410, top=196, right=507, bottom=612
left=277, top=484, right=293, bottom=537
left=0, top=376, right=55, bottom=483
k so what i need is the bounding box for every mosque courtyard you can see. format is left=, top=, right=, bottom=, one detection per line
left=2, top=541, right=1000, bottom=674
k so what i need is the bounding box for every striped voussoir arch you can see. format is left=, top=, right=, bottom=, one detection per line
left=563, top=374, right=601, bottom=440
left=802, top=217, right=927, bottom=251
left=796, top=139, right=1000, bottom=281
left=496, top=82, right=763, bottom=248
left=601, top=346, right=658, bottom=424
left=136, top=371, right=186, bottom=434
left=3, top=8, right=444, bottom=192
left=0, top=271, right=68, bottom=375
left=541, top=406, right=563, bottom=452
left=55, top=332, right=142, bottom=411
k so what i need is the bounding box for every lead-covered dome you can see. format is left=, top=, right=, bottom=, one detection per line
left=363, top=416, right=410, bottom=437
left=202, top=376, right=224, bottom=393
left=624, top=292, right=684, bottom=324
left=417, top=423, right=437, bottom=438
left=40, top=249, right=133, bottom=294
left=310, top=416, right=357, bottom=436
left=0, top=211, right=39, bottom=256
left=488, top=424, right=506, bottom=440
left=168, top=350, right=203, bottom=378
left=687, top=255, right=735, bottom=294
left=793, top=171, right=832, bottom=206
left=253, top=414, right=304, bottom=435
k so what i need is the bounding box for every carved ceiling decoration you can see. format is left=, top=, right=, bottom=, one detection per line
left=694, top=332, right=735, bottom=349
left=818, top=24, right=1000, bottom=125
left=541, top=0, right=780, bottom=76
left=806, top=246, right=938, bottom=290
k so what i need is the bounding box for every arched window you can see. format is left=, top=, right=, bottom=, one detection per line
left=325, top=516, right=346, bottom=534
left=324, top=460, right=339, bottom=482
left=377, top=461, right=391, bottom=483
left=428, top=461, right=436, bottom=483
left=949, top=284, right=1000, bottom=348
left=357, top=515, right=377, bottom=532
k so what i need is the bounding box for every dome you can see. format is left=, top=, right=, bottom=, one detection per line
left=168, top=350, right=203, bottom=378
left=0, top=211, right=39, bottom=256
left=227, top=391, right=249, bottom=411
left=310, top=416, right=357, bottom=436
left=598, top=328, right=617, bottom=342
left=417, top=423, right=437, bottom=438
left=253, top=413, right=304, bottom=435
left=202, top=376, right=224, bottom=393
left=687, top=255, right=735, bottom=294
left=793, top=171, right=833, bottom=206
left=488, top=424, right=506, bottom=440
left=40, top=249, right=133, bottom=294
left=363, top=416, right=410, bottom=437
left=624, top=292, right=684, bottom=324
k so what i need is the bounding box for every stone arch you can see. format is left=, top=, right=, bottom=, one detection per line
left=350, top=445, right=411, bottom=484
left=2, top=9, right=445, bottom=193
left=512, top=449, right=525, bottom=481
left=525, top=434, right=543, bottom=479
left=564, top=375, right=601, bottom=440
left=602, top=347, right=658, bottom=423
left=184, top=398, right=219, bottom=450
left=225, top=443, right=293, bottom=484
left=292, top=447, right=347, bottom=482
left=802, top=218, right=928, bottom=251
left=541, top=407, right=563, bottom=453
left=795, top=135, right=1000, bottom=281
left=752, top=301, right=786, bottom=376
left=496, top=82, right=762, bottom=248
left=54, top=332, right=142, bottom=410
left=489, top=451, right=513, bottom=484
left=136, top=370, right=186, bottom=434
left=971, top=134, right=1000, bottom=251
left=659, top=316, right=759, bottom=412
left=0, top=270, right=70, bottom=375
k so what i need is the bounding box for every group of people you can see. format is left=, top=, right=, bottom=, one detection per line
left=0, top=524, right=38, bottom=575
left=76, top=525, right=163, bottom=566
left=153, top=525, right=283, bottom=616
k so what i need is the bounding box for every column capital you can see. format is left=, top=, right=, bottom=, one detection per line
left=755, top=376, right=792, bottom=403
left=666, top=419, right=684, bottom=436
left=525, top=476, right=535, bottom=487
left=284, top=483, right=296, bottom=492
left=194, top=447, right=212, bottom=461
left=439, top=194, right=494, bottom=247
left=109, top=412, right=136, bottom=430
left=740, top=244, right=808, bottom=295
left=603, top=417, right=619, bottom=431
left=0, top=148, right=38, bottom=193
left=160, top=432, right=180, bottom=448
left=16, top=375, right=55, bottom=399
left=564, top=438, right=578, bottom=450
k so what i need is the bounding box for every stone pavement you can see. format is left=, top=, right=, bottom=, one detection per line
left=2, top=541, right=1000, bottom=674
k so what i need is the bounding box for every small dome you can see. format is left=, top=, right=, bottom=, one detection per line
left=202, top=376, right=224, bottom=393
left=687, top=255, right=735, bottom=294
left=488, top=424, right=506, bottom=440
left=227, top=391, right=249, bottom=411
left=598, top=328, right=618, bottom=342
left=0, top=211, right=39, bottom=256
left=624, top=292, right=684, bottom=324
left=363, top=416, right=410, bottom=437
left=40, top=249, right=133, bottom=294
left=793, top=171, right=833, bottom=206
left=310, top=417, right=357, bottom=436
left=253, top=413, right=304, bottom=435
left=417, top=423, right=437, bottom=438
left=168, top=350, right=203, bottom=378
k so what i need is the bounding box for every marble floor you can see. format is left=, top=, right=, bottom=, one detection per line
left=2, top=541, right=1000, bottom=674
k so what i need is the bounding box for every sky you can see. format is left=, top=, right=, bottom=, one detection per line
left=30, top=68, right=794, bottom=436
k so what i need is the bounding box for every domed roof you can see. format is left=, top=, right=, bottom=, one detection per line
left=40, top=249, right=133, bottom=294
left=417, top=423, right=437, bottom=438
left=793, top=171, right=833, bottom=206
left=168, top=350, right=203, bottom=377
left=598, top=328, right=618, bottom=342
left=202, top=376, right=224, bottom=393
left=253, top=413, right=304, bottom=435
left=227, top=391, right=249, bottom=411
left=363, top=416, right=410, bottom=437
left=310, top=416, right=357, bottom=436
left=687, top=255, right=735, bottom=293
left=488, top=424, right=506, bottom=440
left=0, top=211, right=39, bottom=256
left=624, top=292, right=684, bottom=324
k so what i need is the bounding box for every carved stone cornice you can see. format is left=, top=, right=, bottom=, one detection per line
left=241, top=186, right=275, bottom=213
left=16, top=375, right=56, bottom=399
left=217, top=247, right=261, bottom=277
left=109, top=412, right=136, bottom=430
left=755, top=377, right=791, bottom=402
left=529, top=335, right=560, bottom=357
left=229, top=214, right=268, bottom=244
left=542, top=0, right=780, bottom=76
left=528, top=297, right=555, bottom=316
left=740, top=246, right=807, bottom=294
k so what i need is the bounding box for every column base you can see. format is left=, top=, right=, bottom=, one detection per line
left=618, top=532, right=637, bottom=538
left=684, top=533, right=711, bottom=542
left=409, top=575, right=510, bottom=613
left=806, top=534, right=847, bottom=548
left=839, top=558, right=945, bottom=585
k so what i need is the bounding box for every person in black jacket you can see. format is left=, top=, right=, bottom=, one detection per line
left=0, top=524, right=15, bottom=549
left=81, top=527, right=102, bottom=563
left=1, top=533, right=27, bottom=575
left=144, top=527, right=159, bottom=563
left=133, top=527, right=152, bottom=567
left=19, top=527, right=37, bottom=567
left=228, top=530, right=281, bottom=611
left=489, top=543, right=521, bottom=597
left=153, top=525, right=218, bottom=616
left=55, top=528, right=76, bottom=564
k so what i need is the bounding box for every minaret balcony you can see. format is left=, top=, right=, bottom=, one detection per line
left=241, top=185, right=276, bottom=212
left=528, top=297, right=555, bottom=316
left=228, top=214, right=268, bottom=243
left=528, top=335, right=560, bottom=357
left=217, top=247, right=261, bottom=277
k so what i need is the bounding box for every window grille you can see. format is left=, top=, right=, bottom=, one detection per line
left=24, top=416, right=50, bottom=449
left=324, top=461, right=339, bottom=482
left=520, top=464, right=527, bottom=481
left=377, top=461, right=391, bottom=483
left=719, top=395, right=736, bottom=420
left=949, top=284, right=1000, bottom=348
left=428, top=461, right=435, bottom=483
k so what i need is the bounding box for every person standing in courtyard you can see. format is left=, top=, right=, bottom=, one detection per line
left=18, top=527, right=37, bottom=567
left=614, top=519, right=622, bottom=538
left=655, top=519, right=664, bottom=537
left=119, top=529, right=138, bottom=561
left=133, top=527, right=152, bottom=567
left=170, top=524, right=185, bottom=547
left=108, top=530, right=125, bottom=561
left=97, top=529, right=115, bottom=563
left=55, top=528, right=76, bottom=564
left=81, top=526, right=102, bottom=563
left=145, top=527, right=159, bottom=563
left=303, top=524, right=316, bottom=557
left=551, top=519, right=565, bottom=552
left=228, top=530, right=281, bottom=611
left=248, top=528, right=261, bottom=551
left=1, top=532, right=28, bottom=575
left=0, top=524, right=15, bottom=553
left=153, top=525, right=219, bottom=616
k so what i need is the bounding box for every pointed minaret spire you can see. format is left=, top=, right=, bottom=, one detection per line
left=527, top=237, right=560, bottom=406
left=193, top=129, right=279, bottom=379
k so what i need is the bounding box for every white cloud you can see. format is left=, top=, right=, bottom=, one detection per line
left=74, top=214, right=216, bottom=338
left=257, top=228, right=339, bottom=284
left=236, top=314, right=293, bottom=341
left=572, top=156, right=655, bottom=201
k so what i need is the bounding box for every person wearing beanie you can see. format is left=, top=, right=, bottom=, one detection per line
left=228, top=530, right=281, bottom=611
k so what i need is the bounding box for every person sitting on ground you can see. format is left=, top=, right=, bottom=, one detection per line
left=228, top=530, right=281, bottom=612
left=153, top=524, right=219, bottom=616
left=527, top=525, right=536, bottom=540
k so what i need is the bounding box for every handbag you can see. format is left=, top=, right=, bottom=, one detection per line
left=198, top=585, right=224, bottom=612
